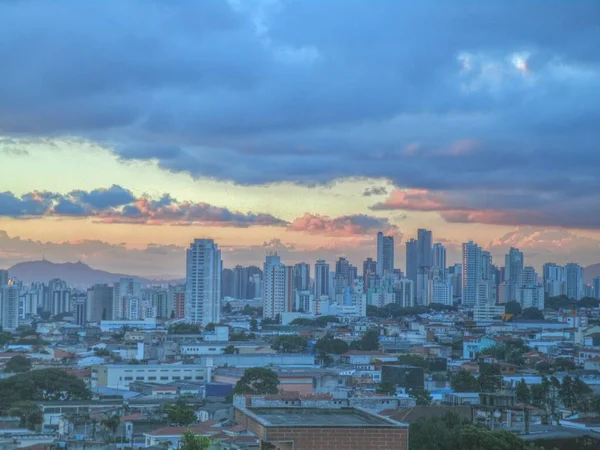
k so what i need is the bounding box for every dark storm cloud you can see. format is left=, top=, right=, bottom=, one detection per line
left=0, top=1, right=599, bottom=227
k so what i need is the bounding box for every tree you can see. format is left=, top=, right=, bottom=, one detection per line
left=8, top=401, right=42, bottom=430
left=559, top=375, right=576, bottom=407
left=408, top=388, right=432, bottom=405
left=270, top=335, right=307, bottom=353
left=0, top=369, right=91, bottom=409
left=223, top=302, right=233, bottom=314
left=397, top=354, right=428, bottom=369
left=451, top=370, right=479, bottom=392
left=222, top=345, right=237, bottom=355
left=249, top=318, right=258, bottom=332
left=168, top=323, right=201, bottom=334
left=4, top=355, right=31, bottom=373
left=101, top=414, right=121, bottom=434
left=314, top=315, right=340, bottom=327
left=163, top=399, right=197, bottom=426
left=572, top=376, right=592, bottom=398
left=350, top=328, right=380, bottom=351
left=553, top=358, right=575, bottom=372
left=233, top=368, right=279, bottom=396
left=179, top=430, right=212, bottom=450
left=521, top=308, right=544, bottom=320
left=204, top=323, right=216, bottom=332
left=578, top=297, right=599, bottom=308
left=515, top=378, right=531, bottom=404
left=94, top=348, right=111, bottom=357
left=376, top=382, right=395, bottom=395
left=504, top=301, right=522, bottom=316
left=314, top=335, right=349, bottom=355
left=478, top=364, right=502, bottom=393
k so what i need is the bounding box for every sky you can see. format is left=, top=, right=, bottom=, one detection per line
left=1, top=0, right=599, bottom=277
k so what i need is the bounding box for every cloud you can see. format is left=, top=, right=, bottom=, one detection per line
left=0, top=187, right=288, bottom=227
left=289, top=213, right=399, bottom=237
left=362, top=186, right=388, bottom=197
left=485, top=228, right=600, bottom=267
left=371, top=188, right=600, bottom=230
left=0, top=1, right=599, bottom=229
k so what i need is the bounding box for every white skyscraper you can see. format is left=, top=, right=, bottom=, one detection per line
left=185, top=239, right=222, bottom=326
left=543, top=263, right=565, bottom=297
left=462, top=241, right=482, bottom=306
left=263, top=254, right=286, bottom=319
left=1, top=280, right=20, bottom=331
left=376, top=232, right=394, bottom=276
left=114, top=277, right=141, bottom=320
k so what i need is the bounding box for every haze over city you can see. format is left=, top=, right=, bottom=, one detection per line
left=1, top=1, right=599, bottom=277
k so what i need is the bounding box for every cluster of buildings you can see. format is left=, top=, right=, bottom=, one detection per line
left=0, top=232, right=598, bottom=449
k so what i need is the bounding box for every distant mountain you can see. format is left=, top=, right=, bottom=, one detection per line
left=7, top=260, right=184, bottom=287
left=585, top=263, right=600, bottom=284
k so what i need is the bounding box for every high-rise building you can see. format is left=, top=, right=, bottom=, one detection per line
left=362, top=258, right=378, bottom=293
left=504, top=247, right=524, bottom=302
left=565, top=263, right=584, bottom=301
left=543, top=263, right=565, bottom=297
left=417, top=229, right=433, bottom=268
left=1, top=280, right=20, bottom=331
left=405, top=238, right=418, bottom=301
left=431, top=243, right=446, bottom=278
left=376, top=232, right=394, bottom=276
left=86, top=284, right=114, bottom=322
left=221, top=268, right=234, bottom=299
left=113, top=278, right=141, bottom=320
left=185, top=239, right=222, bottom=326
left=314, top=260, right=330, bottom=298
left=0, top=270, right=8, bottom=286
left=75, top=297, right=87, bottom=326
left=594, top=277, right=600, bottom=300
left=462, top=241, right=483, bottom=306
left=262, top=254, right=286, bottom=319
left=293, top=263, right=311, bottom=291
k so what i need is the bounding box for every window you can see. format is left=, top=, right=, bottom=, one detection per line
left=136, top=377, right=144, bottom=380
left=184, top=376, right=192, bottom=380
left=172, top=376, right=180, bottom=380
left=148, top=376, right=156, bottom=381
left=124, top=377, right=133, bottom=381
left=195, top=376, right=204, bottom=380
left=160, top=376, right=169, bottom=380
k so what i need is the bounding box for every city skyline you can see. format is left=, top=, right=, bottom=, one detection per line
left=1, top=1, right=600, bottom=276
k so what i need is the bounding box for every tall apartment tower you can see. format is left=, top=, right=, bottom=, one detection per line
left=504, top=247, right=524, bottom=302
left=462, top=241, right=483, bottom=306
left=1, top=281, right=20, bottom=331
left=293, top=263, right=311, bottom=291
left=314, top=260, right=330, bottom=299
left=0, top=270, right=8, bottom=286
left=376, top=232, right=394, bottom=276
left=185, top=239, right=222, bottom=326
left=594, top=277, right=600, bottom=300
left=565, top=263, right=585, bottom=301
left=262, top=254, right=291, bottom=319
left=432, top=243, right=446, bottom=276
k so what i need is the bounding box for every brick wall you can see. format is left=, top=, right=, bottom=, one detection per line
left=266, top=427, right=408, bottom=450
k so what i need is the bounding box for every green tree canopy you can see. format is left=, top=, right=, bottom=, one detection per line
left=451, top=370, right=479, bottom=392
left=168, top=323, right=201, bottom=334
left=350, top=328, right=380, bottom=351
left=270, top=335, right=307, bottom=353
left=179, top=430, right=213, bottom=450
left=504, top=301, right=522, bottom=316
left=163, top=399, right=197, bottom=426
left=101, top=414, right=121, bottom=433
left=521, top=308, right=544, bottom=320
left=376, top=381, right=395, bottom=395
left=233, top=368, right=280, bottom=396
left=515, top=378, right=531, bottom=404
left=4, top=355, right=32, bottom=373
left=0, top=369, right=91, bottom=409
left=222, top=345, right=237, bottom=355
left=8, top=401, right=42, bottom=430
left=408, top=388, right=432, bottom=405
left=397, top=354, right=428, bottom=369
left=314, top=335, right=349, bottom=355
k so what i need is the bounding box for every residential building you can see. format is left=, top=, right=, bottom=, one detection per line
left=293, top=263, right=310, bottom=291
left=1, top=281, right=20, bottom=331
left=594, top=277, right=600, bottom=300
left=543, top=263, right=565, bottom=297
left=185, top=239, right=222, bottom=326
left=565, top=263, right=585, bottom=300
left=263, top=254, right=287, bottom=319
left=377, top=231, right=394, bottom=276
left=0, top=270, right=8, bottom=286
left=504, top=247, right=523, bottom=302
left=86, top=284, right=114, bottom=322
left=314, top=259, right=329, bottom=298
left=462, top=241, right=483, bottom=306
left=91, top=364, right=211, bottom=390
left=405, top=238, right=418, bottom=303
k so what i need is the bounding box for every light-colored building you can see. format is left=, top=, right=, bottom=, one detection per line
left=99, top=318, right=158, bottom=331
left=91, top=364, right=211, bottom=390
left=1, top=281, right=20, bottom=331
left=474, top=304, right=506, bottom=322
left=185, top=239, right=221, bottom=326
left=377, top=232, right=395, bottom=277
left=462, top=241, right=483, bottom=306
left=565, top=263, right=584, bottom=300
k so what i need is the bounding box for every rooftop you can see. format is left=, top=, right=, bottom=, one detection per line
left=244, top=407, right=405, bottom=428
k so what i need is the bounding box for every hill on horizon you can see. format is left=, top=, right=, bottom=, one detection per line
left=585, top=263, right=600, bottom=284
left=6, top=260, right=184, bottom=287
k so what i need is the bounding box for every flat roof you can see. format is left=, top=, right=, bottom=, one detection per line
left=245, top=407, right=405, bottom=428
